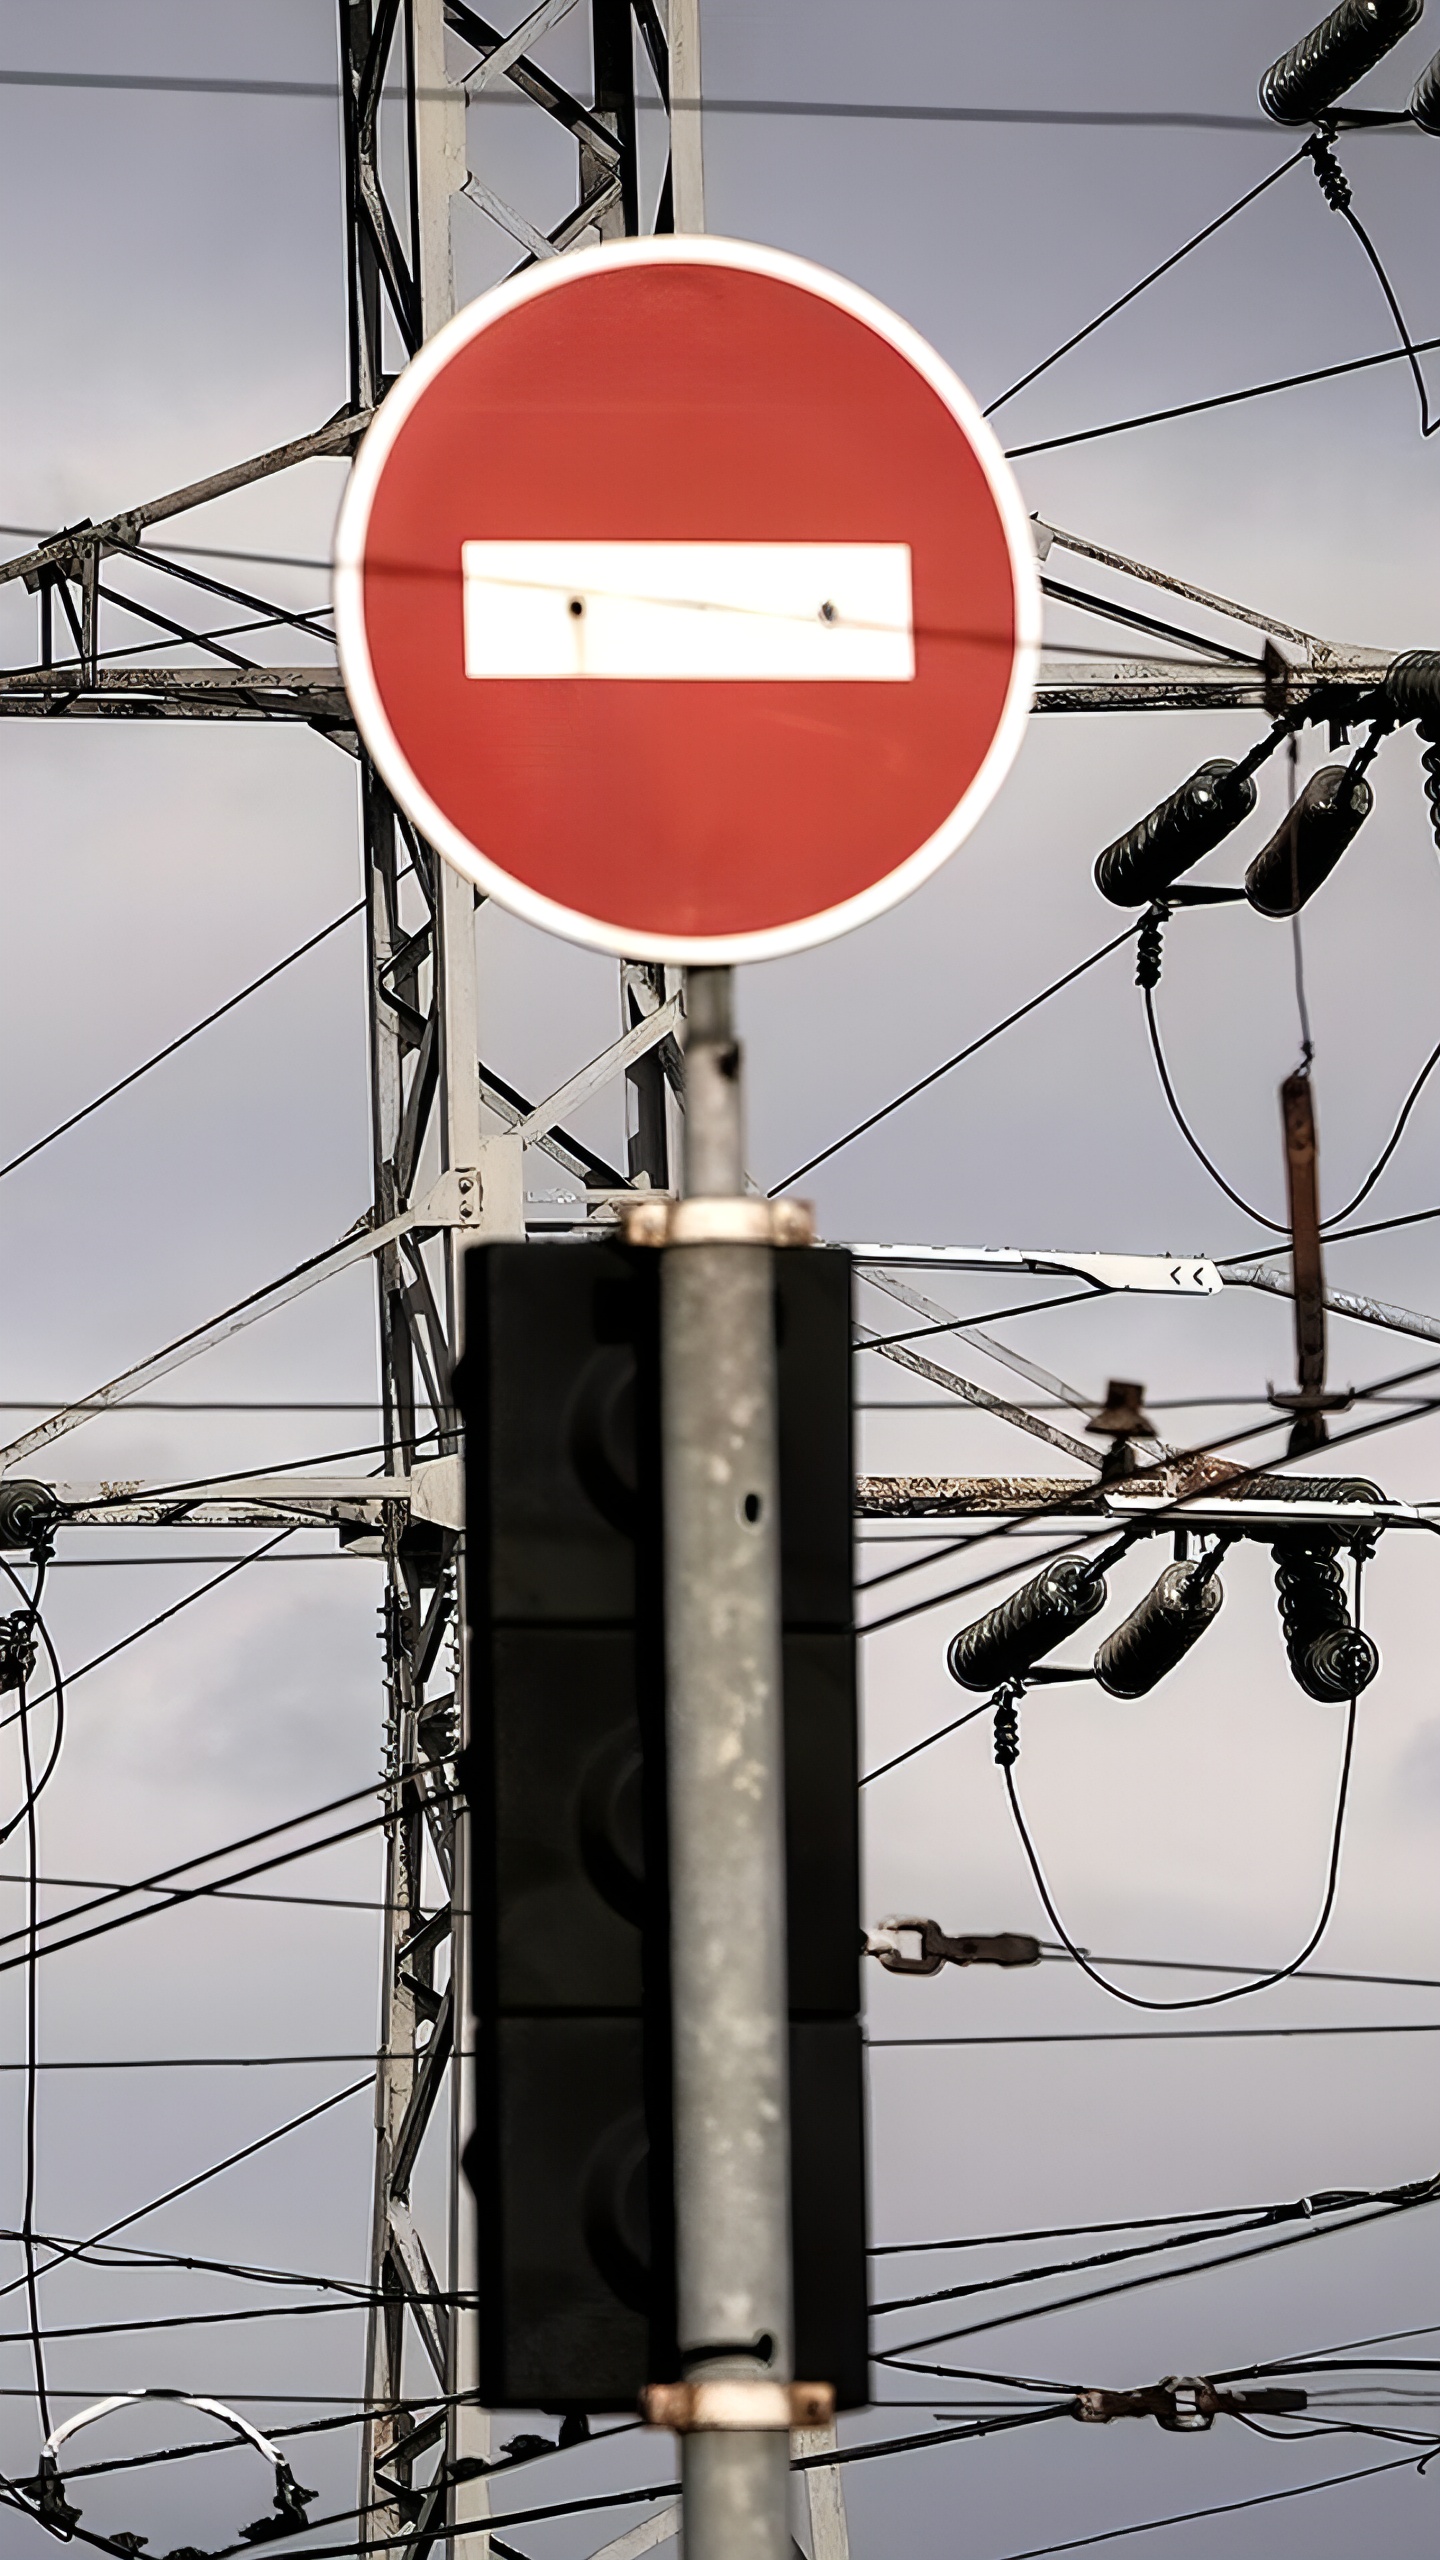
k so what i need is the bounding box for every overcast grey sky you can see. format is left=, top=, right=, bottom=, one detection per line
left=2, top=3, right=1440, bottom=2554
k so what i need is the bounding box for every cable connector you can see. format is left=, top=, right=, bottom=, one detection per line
left=1305, top=125, right=1353, bottom=212
left=993, top=1690, right=1021, bottom=1768
left=1073, top=2376, right=1308, bottom=2429
left=1135, top=907, right=1166, bottom=989
left=866, top=1916, right=1041, bottom=1975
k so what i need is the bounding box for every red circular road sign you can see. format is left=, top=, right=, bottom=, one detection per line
left=334, top=237, right=1040, bottom=964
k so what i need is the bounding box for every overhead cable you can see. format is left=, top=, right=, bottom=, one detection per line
left=1007, top=327, right=1440, bottom=457
left=0, top=1766, right=434, bottom=1966
left=871, top=2020, right=1440, bottom=2045
left=985, top=149, right=1307, bottom=414
left=770, top=922, right=1139, bottom=1192
left=0, top=1806, right=403, bottom=1978
left=1302, top=132, right=1439, bottom=437
left=0, top=903, right=363, bottom=1183
left=874, top=2172, right=1438, bottom=2360
left=1145, top=986, right=1440, bottom=1237
left=0, top=2076, right=373, bottom=2310
left=0, top=1525, right=298, bottom=1727
left=0, top=69, right=1327, bottom=123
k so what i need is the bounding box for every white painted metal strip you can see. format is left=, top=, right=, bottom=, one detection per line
left=461, top=541, right=914, bottom=680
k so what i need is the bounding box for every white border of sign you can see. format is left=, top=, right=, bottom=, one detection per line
left=334, top=234, right=1041, bottom=966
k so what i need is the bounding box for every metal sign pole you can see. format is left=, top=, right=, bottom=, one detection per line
left=660, top=965, right=795, bottom=2560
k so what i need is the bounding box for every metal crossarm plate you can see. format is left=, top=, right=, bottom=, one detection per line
left=851, top=1244, right=1223, bottom=1292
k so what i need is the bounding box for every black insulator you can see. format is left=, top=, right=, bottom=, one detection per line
left=1381, top=649, right=1440, bottom=726
left=1244, top=764, right=1373, bottom=915
left=1414, top=44, right=1440, bottom=125
left=1421, top=736, right=1440, bottom=852
left=1273, top=1534, right=1380, bottom=1700
left=0, top=1478, right=59, bottom=1552
left=1094, top=761, right=1257, bottom=907
left=1260, top=0, right=1424, bottom=124
left=947, top=1558, right=1107, bottom=1693
left=1093, top=1561, right=1224, bottom=1698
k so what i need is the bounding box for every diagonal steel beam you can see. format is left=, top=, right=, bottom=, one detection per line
left=0, top=413, right=369, bottom=591
left=514, top=994, right=684, bottom=1147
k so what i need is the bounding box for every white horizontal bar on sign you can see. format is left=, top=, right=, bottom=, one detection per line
left=460, top=541, right=914, bottom=680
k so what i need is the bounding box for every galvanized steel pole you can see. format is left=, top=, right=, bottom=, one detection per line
left=662, top=965, right=795, bottom=2560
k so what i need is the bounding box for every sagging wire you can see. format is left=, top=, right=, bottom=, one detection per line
left=1305, top=126, right=1439, bottom=438
left=0, top=1532, right=66, bottom=2452
left=993, top=1599, right=1363, bottom=2012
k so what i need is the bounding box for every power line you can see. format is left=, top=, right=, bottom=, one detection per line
left=0, top=2053, right=379, bottom=2069
left=65, top=1430, right=438, bottom=1512
left=1144, top=987, right=1440, bottom=1238
left=869, top=2203, right=1331, bottom=2318
left=986, top=148, right=1307, bottom=414
left=0, top=70, right=1326, bottom=124
left=869, top=2021, right=1440, bottom=2045
left=1007, top=329, right=1440, bottom=457
left=0, top=902, right=363, bottom=1183
left=875, top=2177, right=1437, bottom=2361
left=770, top=922, right=1139, bottom=1191
left=0, top=1525, right=298, bottom=1726
left=972, top=2452, right=1420, bottom=2560
left=871, top=2201, right=1318, bottom=2257
left=0, top=1769, right=417, bottom=1964
left=0, top=2075, right=373, bottom=2309
left=1002, top=1670, right=1359, bottom=2012
left=0, top=1808, right=399, bottom=1978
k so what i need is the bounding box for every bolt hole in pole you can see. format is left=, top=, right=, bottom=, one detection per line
left=742, top=1492, right=763, bottom=1525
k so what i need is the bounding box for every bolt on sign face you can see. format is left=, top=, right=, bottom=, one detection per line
left=334, top=236, right=1040, bottom=964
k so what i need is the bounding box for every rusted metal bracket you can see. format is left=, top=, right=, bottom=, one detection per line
left=866, top=1918, right=1041, bottom=1976
left=640, top=2382, right=834, bottom=2433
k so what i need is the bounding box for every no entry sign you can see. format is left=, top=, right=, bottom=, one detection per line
left=334, top=237, right=1040, bottom=963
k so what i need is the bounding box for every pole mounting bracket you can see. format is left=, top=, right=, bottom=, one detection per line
left=640, top=2382, right=835, bottom=2433
left=619, top=1196, right=814, bottom=1247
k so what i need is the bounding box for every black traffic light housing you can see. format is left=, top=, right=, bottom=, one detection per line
left=459, top=1239, right=865, bottom=2413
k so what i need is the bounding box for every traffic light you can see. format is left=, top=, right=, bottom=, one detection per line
left=459, top=1239, right=865, bottom=2413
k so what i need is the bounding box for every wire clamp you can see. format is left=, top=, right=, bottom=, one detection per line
left=867, top=1917, right=1041, bottom=1974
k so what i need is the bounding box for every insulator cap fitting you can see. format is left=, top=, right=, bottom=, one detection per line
left=1305, top=1622, right=1381, bottom=1701
left=1094, top=761, right=1256, bottom=907
left=1094, top=1561, right=1224, bottom=1698
left=1413, top=44, right=1440, bottom=127
left=1260, top=0, right=1423, bottom=125
left=1244, top=765, right=1373, bottom=915
left=1382, top=649, right=1440, bottom=727
left=947, top=1557, right=1107, bottom=1693
left=0, top=1479, right=60, bottom=1553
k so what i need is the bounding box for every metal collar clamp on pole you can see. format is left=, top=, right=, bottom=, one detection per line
left=621, top=1197, right=815, bottom=1246
left=641, top=2382, right=836, bottom=2432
